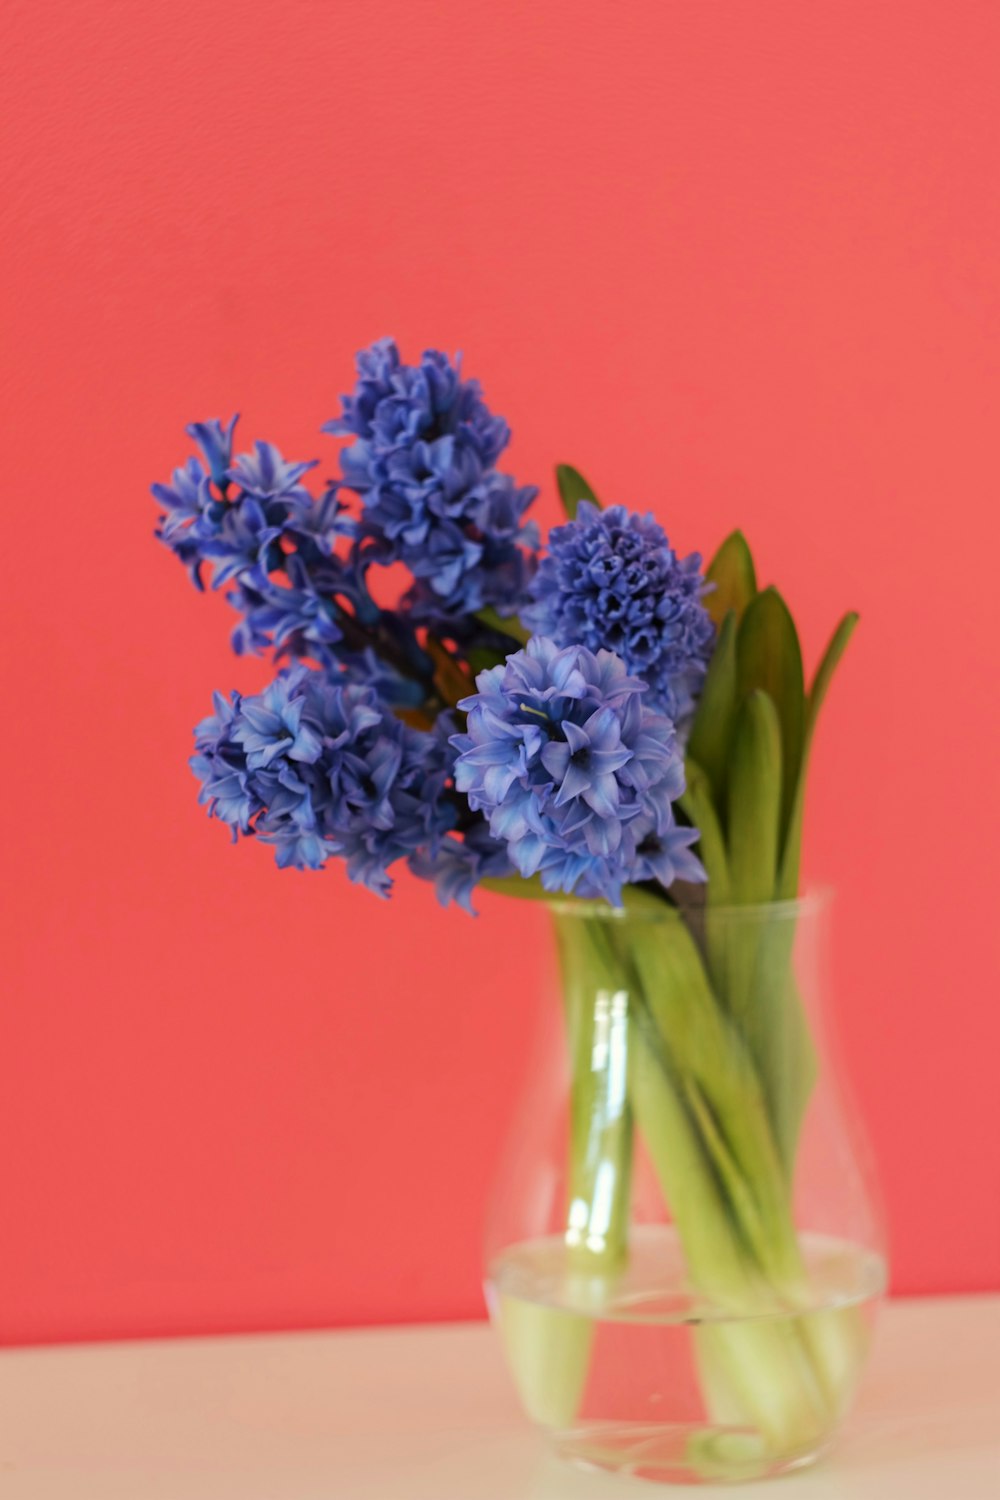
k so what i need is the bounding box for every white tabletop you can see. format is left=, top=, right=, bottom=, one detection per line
left=0, top=1296, right=997, bottom=1499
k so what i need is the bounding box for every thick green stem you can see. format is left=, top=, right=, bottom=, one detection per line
left=497, top=913, right=633, bottom=1429
left=610, top=904, right=865, bottom=1461
left=556, top=915, right=634, bottom=1265
left=628, top=986, right=829, bottom=1452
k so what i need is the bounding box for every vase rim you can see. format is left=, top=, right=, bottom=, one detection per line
left=543, top=885, right=835, bottom=922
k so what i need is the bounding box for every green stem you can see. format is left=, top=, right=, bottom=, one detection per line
left=626, top=980, right=830, bottom=1451
left=608, top=908, right=865, bottom=1459
left=496, top=912, right=633, bottom=1430
left=556, top=915, right=634, bottom=1266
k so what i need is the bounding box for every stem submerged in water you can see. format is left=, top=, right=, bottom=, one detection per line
left=497, top=913, right=634, bottom=1429
left=497, top=896, right=868, bottom=1474
left=613, top=906, right=867, bottom=1465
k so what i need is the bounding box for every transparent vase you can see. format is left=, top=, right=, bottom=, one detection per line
left=484, top=890, right=887, bottom=1485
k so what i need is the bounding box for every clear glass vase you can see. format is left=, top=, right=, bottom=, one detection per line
left=484, top=890, right=887, bottom=1485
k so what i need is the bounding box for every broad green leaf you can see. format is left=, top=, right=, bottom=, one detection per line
left=727, top=690, right=783, bottom=905
left=686, top=611, right=738, bottom=812
left=778, top=612, right=859, bottom=898
left=736, top=588, right=805, bottom=845
left=704, top=530, right=757, bottom=628
left=555, top=463, right=600, bottom=519
left=680, top=758, right=730, bottom=900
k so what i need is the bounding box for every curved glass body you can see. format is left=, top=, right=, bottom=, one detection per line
left=484, top=892, right=887, bottom=1485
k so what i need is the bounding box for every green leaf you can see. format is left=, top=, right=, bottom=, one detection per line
left=555, top=463, right=600, bottom=519
left=466, top=646, right=505, bottom=677
left=778, top=612, right=859, bottom=898
left=704, top=531, right=757, bottom=628
left=686, top=611, right=738, bottom=812
left=479, top=874, right=556, bottom=903
left=723, top=692, right=814, bottom=1171
left=736, top=588, right=805, bottom=846
left=727, top=690, right=783, bottom=905
left=474, top=606, right=530, bottom=644
left=806, top=610, right=860, bottom=742
left=680, top=759, right=733, bottom=994
left=680, top=759, right=730, bottom=900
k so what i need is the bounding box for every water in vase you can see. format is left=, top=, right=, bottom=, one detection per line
left=487, top=1225, right=885, bottom=1485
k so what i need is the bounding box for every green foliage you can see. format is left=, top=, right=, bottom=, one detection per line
left=778, top=612, right=859, bottom=898
left=555, top=463, right=600, bottom=519
left=704, top=530, right=757, bottom=628
left=689, top=535, right=856, bottom=911
left=473, top=606, right=530, bottom=645
left=686, top=612, right=738, bottom=813
left=727, top=691, right=783, bottom=905
left=678, top=542, right=858, bottom=1173
left=679, top=760, right=730, bottom=900
left=736, top=588, right=805, bottom=845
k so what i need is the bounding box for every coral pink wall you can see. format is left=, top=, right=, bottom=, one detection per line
left=2, top=2, right=998, bottom=1345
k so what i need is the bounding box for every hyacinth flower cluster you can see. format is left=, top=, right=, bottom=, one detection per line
left=152, top=337, right=718, bottom=909
left=190, top=666, right=459, bottom=890
left=452, top=639, right=703, bottom=904
left=524, top=501, right=715, bottom=724
left=325, top=338, right=539, bottom=624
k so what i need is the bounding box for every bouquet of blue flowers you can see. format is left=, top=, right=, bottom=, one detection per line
left=154, top=339, right=865, bottom=1479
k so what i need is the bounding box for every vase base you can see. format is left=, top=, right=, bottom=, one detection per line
left=551, top=1421, right=829, bottom=1486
